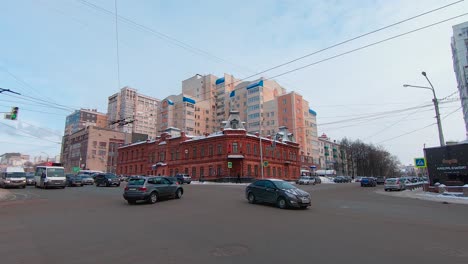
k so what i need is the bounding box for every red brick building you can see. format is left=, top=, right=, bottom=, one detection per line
left=117, top=111, right=301, bottom=181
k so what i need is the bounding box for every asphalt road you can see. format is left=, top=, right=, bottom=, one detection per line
left=1, top=182, right=468, bottom=264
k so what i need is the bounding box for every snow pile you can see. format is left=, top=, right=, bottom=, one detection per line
left=377, top=188, right=468, bottom=205
left=191, top=181, right=249, bottom=186
left=319, top=177, right=336, bottom=184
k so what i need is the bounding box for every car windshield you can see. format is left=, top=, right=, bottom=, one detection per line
left=300, top=176, right=310, bottom=179
left=46, top=168, right=64, bottom=177
left=273, top=181, right=296, bottom=190
left=6, top=172, right=26, bottom=178
left=128, top=179, right=145, bottom=185
left=106, top=174, right=117, bottom=178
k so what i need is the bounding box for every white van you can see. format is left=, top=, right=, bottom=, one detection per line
left=0, top=167, right=26, bottom=188
left=34, top=166, right=66, bottom=189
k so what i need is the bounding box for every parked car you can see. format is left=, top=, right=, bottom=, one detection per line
left=175, top=174, right=192, bottom=184
left=80, top=174, right=94, bottom=185
left=376, top=177, right=385, bottom=185
left=384, top=178, right=405, bottom=191
left=361, top=177, right=377, bottom=187
left=95, top=173, right=121, bottom=187
left=245, top=179, right=311, bottom=209
left=355, top=177, right=363, bottom=182
left=344, top=176, right=353, bottom=183
left=298, top=176, right=315, bottom=185
left=334, top=176, right=347, bottom=183
left=25, top=173, right=36, bottom=186
left=66, top=174, right=83, bottom=187
left=123, top=176, right=183, bottom=204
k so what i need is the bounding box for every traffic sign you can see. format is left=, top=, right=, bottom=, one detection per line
left=72, top=167, right=81, bottom=173
left=263, top=161, right=269, bottom=167
left=227, top=162, right=232, bottom=169
left=414, top=158, right=427, bottom=168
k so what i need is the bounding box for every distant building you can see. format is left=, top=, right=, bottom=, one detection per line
left=0, top=153, right=30, bottom=167
left=64, top=109, right=108, bottom=136
left=61, top=126, right=127, bottom=173
left=107, top=86, right=160, bottom=139
left=451, top=21, right=468, bottom=135
left=318, top=133, right=348, bottom=175
left=117, top=111, right=301, bottom=181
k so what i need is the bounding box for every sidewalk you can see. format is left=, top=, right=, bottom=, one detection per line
left=377, top=188, right=468, bottom=205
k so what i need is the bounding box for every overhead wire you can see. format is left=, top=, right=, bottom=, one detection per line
left=148, top=12, right=468, bottom=115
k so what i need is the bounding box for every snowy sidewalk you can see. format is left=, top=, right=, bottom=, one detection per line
left=376, top=188, right=468, bottom=205
left=190, top=181, right=249, bottom=186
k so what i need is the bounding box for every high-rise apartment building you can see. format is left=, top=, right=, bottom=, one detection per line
left=107, top=87, right=160, bottom=139
left=277, top=92, right=319, bottom=164
left=64, top=109, right=108, bottom=136
left=451, top=22, right=468, bottom=135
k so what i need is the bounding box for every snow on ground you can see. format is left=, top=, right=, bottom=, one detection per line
left=377, top=188, right=468, bottom=205
left=191, top=181, right=249, bottom=186
left=319, top=177, right=336, bottom=184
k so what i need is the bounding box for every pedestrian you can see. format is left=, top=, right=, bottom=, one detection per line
left=236, top=173, right=241, bottom=184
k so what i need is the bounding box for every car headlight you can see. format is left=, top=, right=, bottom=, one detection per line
left=5, top=180, right=10, bottom=183
left=108, top=179, right=112, bottom=181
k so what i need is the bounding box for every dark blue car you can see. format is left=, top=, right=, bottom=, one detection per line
left=361, top=177, right=377, bottom=187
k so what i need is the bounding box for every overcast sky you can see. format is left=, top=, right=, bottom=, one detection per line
left=0, top=0, right=467, bottom=165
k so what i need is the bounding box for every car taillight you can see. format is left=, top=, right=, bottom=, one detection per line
left=175, top=181, right=179, bottom=185
left=138, top=187, right=147, bottom=191
left=124, top=187, right=129, bottom=191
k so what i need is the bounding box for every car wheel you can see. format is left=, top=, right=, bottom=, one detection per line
left=277, top=197, right=287, bottom=209
left=187, top=182, right=191, bottom=184
left=247, top=192, right=256, bottom=204
left=148, top=192, right=158, bottom=204
left=127, top=200, right=136, bottom=205
left=175, top=188, right=183, bottom=199
left=117, top=183, right=120, bottom=187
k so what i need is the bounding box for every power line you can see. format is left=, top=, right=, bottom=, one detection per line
left=377, top=106, right=463, bottom=144
left=114, top=0, right=121, bottom=91
left=0, top=121, right=61, bottom=144
left=0, top=104, right=67, bottom=116
left=228, top=0, right=465, bottom=83
left=153, top=13, right=468, bottom=116
left=266, top=13, right=468, bottom=80
left=75, top=0, right=255, bottom=76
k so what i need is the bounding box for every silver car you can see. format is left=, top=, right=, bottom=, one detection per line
left=384, top=178, right=406, bottom=191
left=79, top=174, right=94, bottom=185
left=123, top=176, right=184, bottom=204
left=298, top=176, right=315, bottom=185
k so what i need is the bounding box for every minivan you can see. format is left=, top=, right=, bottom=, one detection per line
left=34, top=166, right=66, bottom=189
left=0, top=167, right=26, bottom=189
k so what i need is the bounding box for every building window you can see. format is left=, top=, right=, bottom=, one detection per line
left=171, top=151, right=175, bottom=161
left=176, top=150, right=180, bottom=160
left=273, top=167, right=276, bottom=177
left=193, top=147, right=197, bottom=159
left=246, top=144, right=251, bottom=154
left=283, top=99, right=286, bottom=105
left=208, top=145, right=214, bottom=156
left=200, top=167, right=205, bottom=177
left=232, top=142, right=238, bottom=153
left=160, top=152, right=165, bottom=161
left=200, top=146, right=205, bottom=157
left=192, top=167, right=196, bottom=178
left=217, top=144, right=222, bottom=154
left=247, top=165, right=252, bottom=175
left=217, top=165, right=222, bottom=176
left=278, top=168, right=282, bottom=177
left=254, top=165, right=259, bottom=176
left=170, top=169, right=173, bottom=176
left=254, top=144, right=258, bottom=155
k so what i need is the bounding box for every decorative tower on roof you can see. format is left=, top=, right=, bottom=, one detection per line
left=223, top=111, right=246, bottom=130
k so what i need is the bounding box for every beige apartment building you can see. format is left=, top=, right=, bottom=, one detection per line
left=61, top=126, right=127, bottom=173
left=108, top=87, right=160, bottom=139
left=64, top=109, right=108, bottom=136
left=318, top=133, right=348, bottom=175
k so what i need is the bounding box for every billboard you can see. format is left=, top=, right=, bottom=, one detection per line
left=424, top=143, right=468, bottom=186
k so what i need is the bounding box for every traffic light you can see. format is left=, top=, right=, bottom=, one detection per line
left=10, top=107, right=19, bottom=120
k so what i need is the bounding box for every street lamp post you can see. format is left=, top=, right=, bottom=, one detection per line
left=403, top=71, right=445, bottom=147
